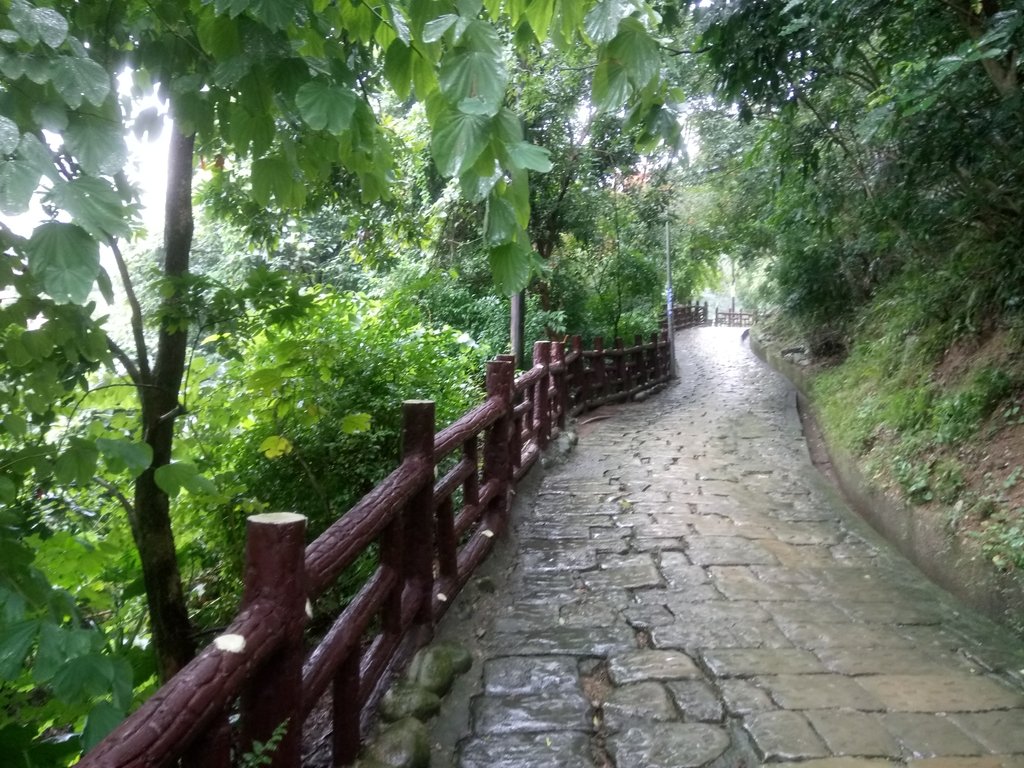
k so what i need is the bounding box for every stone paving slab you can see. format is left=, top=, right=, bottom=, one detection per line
left=428, top=327, right=1024, bottom=768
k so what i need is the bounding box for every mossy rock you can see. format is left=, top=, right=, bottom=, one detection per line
left=380, top=681, right=441, bottom=722
left=431, top=642, right=472, bottom=674
left=408, top=645, right=455, bottom=696
left=362, top=718, right=430, bottom=768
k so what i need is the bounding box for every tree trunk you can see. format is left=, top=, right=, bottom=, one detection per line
left=510, top=291, right=526, bottom=368
left=132, top=126, right=197, bottom=682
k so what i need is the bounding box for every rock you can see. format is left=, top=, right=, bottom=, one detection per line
left=409, top=645, right=456, bottom=695
left=380, top=681, right=441, bottom=722
left=363, top=718, right=430, bottom=768
left=432, top=641, right=473, bottom=674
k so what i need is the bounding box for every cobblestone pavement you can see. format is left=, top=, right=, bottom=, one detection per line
left=433, top=326, right=1024, bottom=768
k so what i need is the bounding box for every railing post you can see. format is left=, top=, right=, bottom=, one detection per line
left=403, top=400, right=436, bottom=628
left=614, top=337, right=628, bottom=400
left=649, top=332, right=660, bottom=382
left=551, top=340, right=567, bottom=431
left=532, top=341, right=551, bottom=449
left=660, top=330, right=670, bottom=378
left=497, top=354, right=521, bottom=473
left=239, top=512, right=308, bottom=768
left=593, top=336, right=606, bottom=401
left=703, top=301, right=709, bottom=325
left=483, top=359, right=514, bottom=533
left=632, top=334, right=644, bottom=391
left=572, top=335, right=587, bottom=410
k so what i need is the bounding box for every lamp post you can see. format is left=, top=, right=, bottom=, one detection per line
left=665, top=219, right=676, bottom=378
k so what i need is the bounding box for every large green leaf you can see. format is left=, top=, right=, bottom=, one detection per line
left=0, top=116, right=19, bottom=155
left=340, top=412, right=372, bottom=434
left=430, top=105, right=492, bottom=177
left=384, top=41, right=413, bottom=101
left=608, top=18, right=660, bottom=87
left=0, top=619, right=37, bottom=679
left=82, top=701, right=124, bottom=753
left=25, top=222, right=100, bottom=305
left=33, top=6, right=69, bottom=48
left=592, top=56, right=631, bottom=110
left=0, top=159, right=41, bottom=215
left=54, top=438, right=99, bottom=485
left=485, top=193, right=518, bottom=245
left=52, top=56, right=111, bottom=109
left=64, top=112, right=128, bottom=175
left=46, top=176, right=133, bottom=240
left=423, top=14, right=458, bottom=43
left=295, top=82, right=358, bottom=133
left=154, top=462, right=217, bottom=497
left=507, top=140, right=552, bottom=172
left=584, top=0, right=633, bottom=44
left=439, top=47, right=508, bottom=116
left=488, top=241, right=531, bottom=294
left=96, top=438, right=153, bottom=477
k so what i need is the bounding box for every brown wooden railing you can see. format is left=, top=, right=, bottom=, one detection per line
left=79, top=332, right=672, bottom=768
left=715, top=307, right=757, bottom=327
left=662, top=301, right=710, bottom=330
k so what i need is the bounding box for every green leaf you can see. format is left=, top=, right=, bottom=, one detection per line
left=0, top=116, right=19, bottom=155
left=51, top=653, right=115, bottom=703
left=423, top=14, right=458, bottom=43
left=507, top=140, right=551, bottom=172
left=524, top=0, right=556, bottom=41
left=488, top=241, right=531, bottom=294
left=54, top=439, right=99, bottom=485
left=430, top=105, right=492, bottom=177
left=295, top=82, right=358, bottom=133
left=82, top=701, right=124, bottom=752
left=0, top=620, right=37, bottom=679
left=3, top=413, right=27, bottom=437
left=584, top=0, right=633, bottom=44
left=388, top=3, right=412, bottom=44
left=96, top=438, right=153, bottom=477
left=608, top=18, right=659, bottom=87
left=8, top=0, right=39, bottom=45
left=259, top=435, right=293, bottom=458
left=592, top=56, right=631, bottom=110
left=340, top=412, right=372, bottom=434
left=45, top=176, right=132, bottom=240
left=439, top=45, right=508, bottom=116
left=25, top=222, right=100, bottom=305
left=0, top=159, right=40, bottom=215
left=32, top=6, right=69, bottom=48
left=0, top=475, right=18, bottom=504
left=154, top=462, right=216, bottom=497
left=64, top=111, right=129, bottom=175
left=485, top=193, right=518, bottom=244
left=153, top=462, right=198, bottom=498
left=384, top=41, right=413, bottom=101
left=251, top=156, right=304, bottom=208
left=249, top=0, right=296, bottom=31
left=52, top=56, right=111, bottom=109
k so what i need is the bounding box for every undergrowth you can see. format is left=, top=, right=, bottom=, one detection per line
left=803, top=273, right=1024, bottom=570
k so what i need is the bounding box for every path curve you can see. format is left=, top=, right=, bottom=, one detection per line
left=431, top=326, right=1024, bottom=768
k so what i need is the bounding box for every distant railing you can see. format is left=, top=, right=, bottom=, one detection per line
left=715, top=308, right=757, bottom=327
left=79, top=332, right=672, bottom=768
left=662, top=301, right=711, bottom=331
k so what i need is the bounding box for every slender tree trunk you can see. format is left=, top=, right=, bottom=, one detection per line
left=510, top=291, right=526, bottom=368
left=132, top=126, right=196, bottom=682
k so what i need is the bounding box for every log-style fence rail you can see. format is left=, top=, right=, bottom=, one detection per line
left=79, top=331, right=673, bottom=768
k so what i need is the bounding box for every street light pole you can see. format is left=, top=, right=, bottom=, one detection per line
left=665, top=219, right=675, bottom=377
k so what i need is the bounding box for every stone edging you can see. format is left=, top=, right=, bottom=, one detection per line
left=749, top=329, right=1024, bottom=636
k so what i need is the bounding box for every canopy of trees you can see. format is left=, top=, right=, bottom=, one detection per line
left=2, top=0, right=1022, bottom=762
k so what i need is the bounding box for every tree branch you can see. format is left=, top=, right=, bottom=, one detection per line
left=108, top=236, right=152, bottom=381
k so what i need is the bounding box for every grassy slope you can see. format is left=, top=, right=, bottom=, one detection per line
left=767, top=276, right=1024, bottom=572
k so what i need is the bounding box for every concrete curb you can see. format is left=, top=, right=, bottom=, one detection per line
left=749, top=329, right=1024, bottom=638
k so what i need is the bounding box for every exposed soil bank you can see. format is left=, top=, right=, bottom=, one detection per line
left=749, top=329, right=1024, bottom=638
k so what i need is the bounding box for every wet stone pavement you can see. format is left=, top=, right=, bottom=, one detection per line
left=429, top=327, right=1024, bottom=768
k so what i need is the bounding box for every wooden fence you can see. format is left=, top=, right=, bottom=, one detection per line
left=662, top=301, right=710, bottom=331
left=79, top=332, right=672, bottom=768
left=715, top=308, right=757, bottom=327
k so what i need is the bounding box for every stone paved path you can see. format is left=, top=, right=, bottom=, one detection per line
left=432, top=327, right=1024, bottom=768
